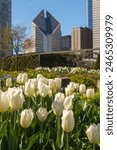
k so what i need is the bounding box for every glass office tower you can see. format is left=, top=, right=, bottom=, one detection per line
left=86, top=0, right=92, bottom=29
left=0, top=0, right=11, bottom=28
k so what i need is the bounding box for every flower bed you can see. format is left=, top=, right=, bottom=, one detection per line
left=0, top=68, right=100, bottom=149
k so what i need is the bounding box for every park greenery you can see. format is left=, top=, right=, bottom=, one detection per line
left=0, top=67, right=100, bottom=150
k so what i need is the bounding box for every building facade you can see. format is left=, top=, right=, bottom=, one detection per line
left=31, top=10, right=61, bottom=53
left=71, top=27, right=92, bottom=51
left=0, top=0, right=12, bottom=58
left=92, top=0, right=100, bottom=49
left=61, top=35, right=71, bottom=50
left=0, top=0, right=11, bottom=28
left=86, top=0, right=92, bottom=29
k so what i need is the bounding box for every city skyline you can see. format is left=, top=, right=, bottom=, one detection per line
left=12, top=0, right=86, bottom=36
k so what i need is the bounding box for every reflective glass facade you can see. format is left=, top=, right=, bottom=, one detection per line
left=0, top=0, right=11, bottom=28
left=86, top=0, right=92, bottom=29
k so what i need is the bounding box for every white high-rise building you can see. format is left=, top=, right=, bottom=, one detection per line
left=93, top=0, right=100, bottom=49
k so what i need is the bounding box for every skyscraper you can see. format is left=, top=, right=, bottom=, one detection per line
left=86, top=0, right=92, bottom=29
left=93, top=0, right=100, bottom=49
left=32, top=10, right=61, bottom=52
left=0, top=0, right=12, bottom=58
left=71, top=27, right=92, bottom=51
left=0, top=0, right=11, bottom=28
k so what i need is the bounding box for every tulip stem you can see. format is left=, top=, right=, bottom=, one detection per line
left=40, top=122, right=43, bottom=144
left=40, top=97, right=44, bottom=107
left=56, top=117, right=60, bottom=147
left=93, top=144, right=95, bottom=150
left=0, top=113, right=3, bottom=126
left=66, top=133, right=69, bottom=150
left=14, top=111, right=17, bottom=130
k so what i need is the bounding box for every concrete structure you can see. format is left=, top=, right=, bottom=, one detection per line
left=86, top=0, right=92, bottom=29
left=31, top=9, right=61, bottom=53
left=61, top=35, right=71, bottom=50
left=0, top=0, right=12, bottom=58
left=71, top=27, right=92, bottom=51
left=92, top=0, right=100, bottom=49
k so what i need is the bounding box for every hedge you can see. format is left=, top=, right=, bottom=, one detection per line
left=0, top=53, right=98, bottom=71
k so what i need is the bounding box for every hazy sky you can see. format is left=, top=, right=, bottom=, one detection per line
left=12, top=0, right=86, bottom=36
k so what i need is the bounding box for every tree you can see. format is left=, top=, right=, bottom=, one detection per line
left=12, top=25, right=27, bottom=55
left=23, top=37, right=34, bottom=53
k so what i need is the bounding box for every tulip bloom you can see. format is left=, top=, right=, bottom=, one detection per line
left=0, top=91, right=9, bottom=112
left=61, top=110, right=75, bottom=133
left=54, top=78, right=61, bottom=90
left=6, top=78, right=12, bottom=87
left=86, top=123, right=100, bottom=144
left=54, top=92, right=65, bottom=103
left=64, top=95, right=74, bottom=110
left=36, top=107, right=48, bottom=122
left=52, top=100, right=64, bottom=117
left=8, top=87, right=25, bottom=110
left=24, top=79, right=38, bottom=97
left=38, top=82, right=52, bottom=98
left=20, top=108, right=34, bottom=128
left=79, top=84, right=86, bottom=94
left=16, top=73, right=28, bottom=84
left=86, top=88, right=95, bottom=98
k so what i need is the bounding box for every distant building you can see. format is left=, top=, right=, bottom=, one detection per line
left=61, top=35, right=71, bottom=50
left=86, top=0, right=92, bottom=29
left=0, top=0, right=12, bottom=58
left=31, top=9, right=61, bottom=53
left=93, top=0, right=100, bottom=49
left=0, top=0, right=11, bottom=28
left=71, top=27, right=92, bottom=51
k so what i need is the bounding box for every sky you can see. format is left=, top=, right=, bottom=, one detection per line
left=12, top=0, right=86, bottom=36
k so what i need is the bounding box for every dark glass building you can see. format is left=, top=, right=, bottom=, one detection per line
left=0, top=0, right=11, bottom=28
left=86, top=0, right=92, bottom=29
left=0, top=0, right=12, bottom=58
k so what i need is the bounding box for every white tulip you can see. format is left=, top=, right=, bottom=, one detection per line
left=65, top=87, right=73, bottom=96
left=16, top=73, right=28, bottom=84
left=38, top=82, right=52, bottom=98
left=49, top=79, right=56, bottom=91
left=64, top=95, right=74, bottom=110
left=65, top=82, right=79, bottom=96
left=8, top=87, right=25, bottom=110
left=21, top=73, right=28, bottom=84
left=24, top=79, right=38, bottom=97
left=86, top=123, right=100, bottom=144
left=86, top=88, right=95, bottom=98
left=36, top=107, right=48, bottom=122
left=61, top=110, right=75, bottom=133
left=38, top=77, right=49, bottom=85
left=0, top=91, right=9, bottom=112
left=20, top=108, right=34, bottom=128
left=54, top=78, right=61, bottom=90
left=54, top=92, right=65, bottom=103
left=16, top=73, right=22, bottom=84
left=37, top=74, right=43, bottom=79
left=6, top=78, right=12, bottom=87
left=79, top=84, right=86, bottom=94
left=67, top=82, right=76, bottom=92
left=52, top=100, right=64, bottom=116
